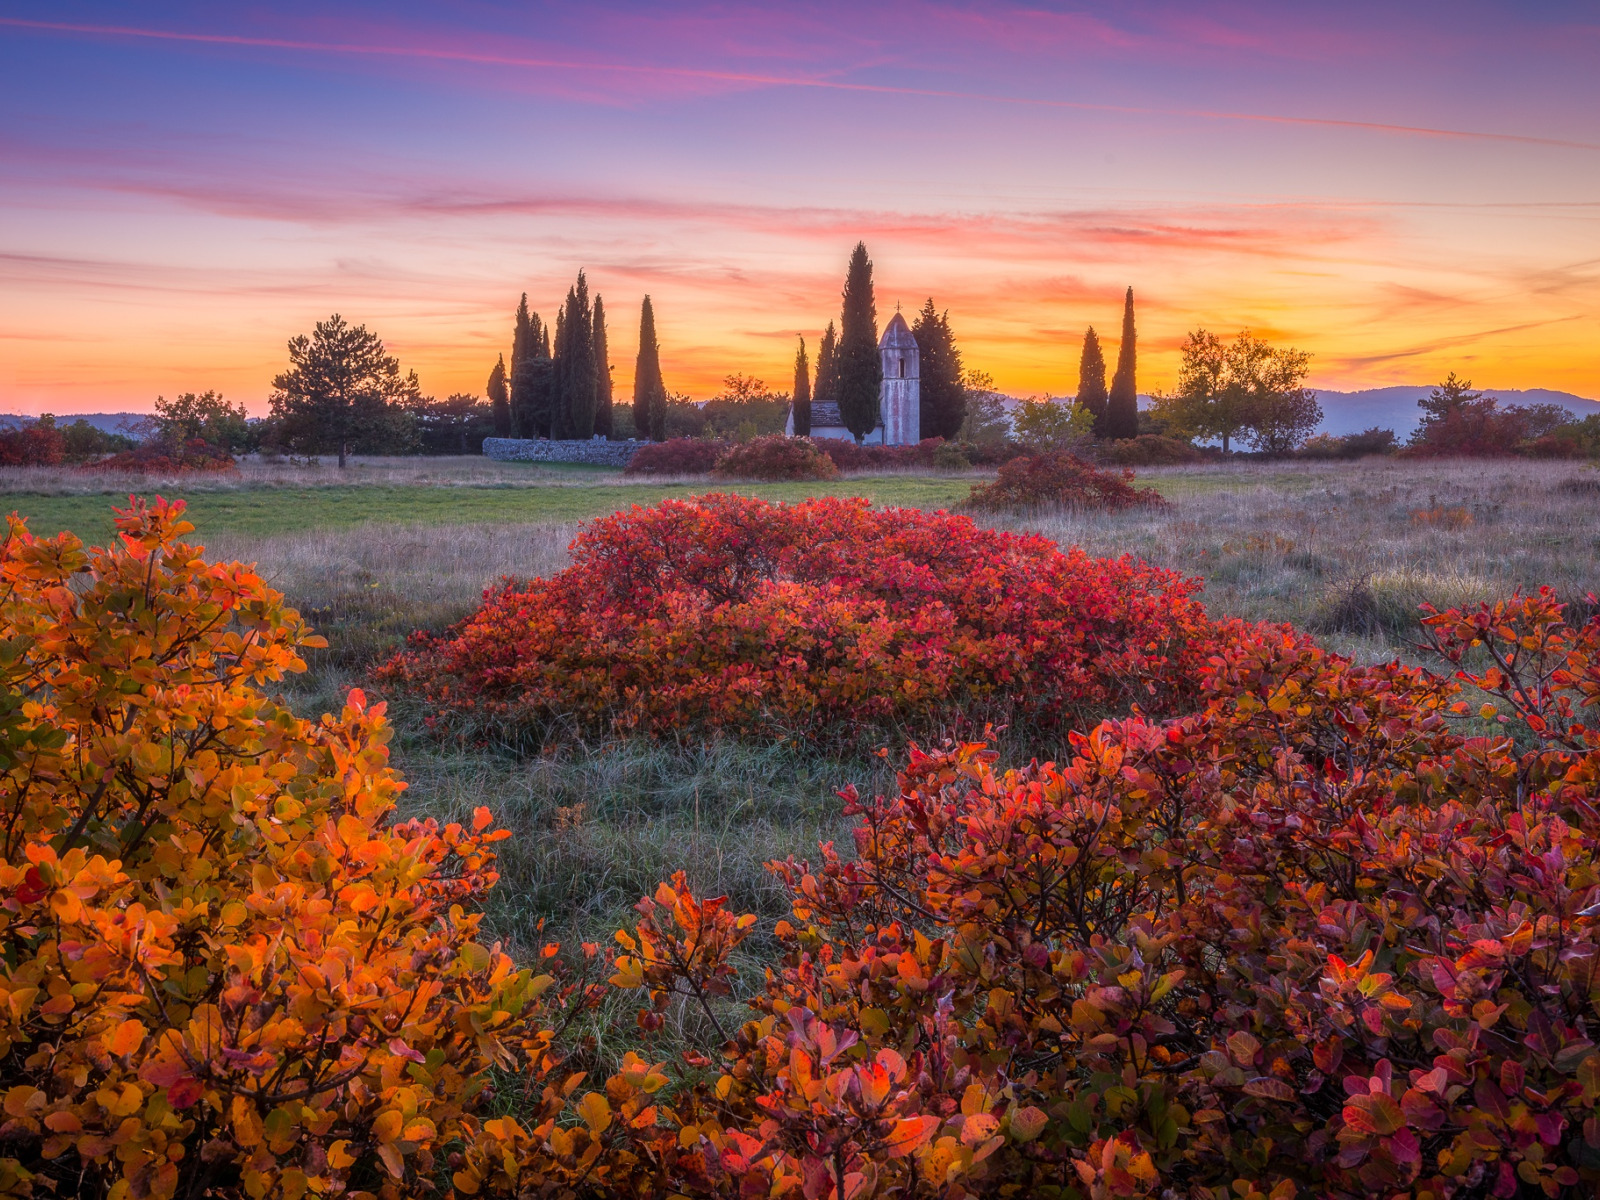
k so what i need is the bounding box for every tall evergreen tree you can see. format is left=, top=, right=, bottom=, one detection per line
left=791, top=336, right=811, bottom=436
left=554, top=272, right=597, bottom=439
left=814, top=322, right=839, bottom=415
left=1105, top=288, right=1139, bottom=439
left=911, top=298, right=965, bottom=439
left=487, top=354, right=511, bottom=437
left=835, top=242, right=882, bottom=444
left=592, top=294, right=613, bottom=438
left=633, top=295, right=667, bottom=441
left=1077, top=327, right=1109, bottom=437
left=510, top=295, right=555, bottom=438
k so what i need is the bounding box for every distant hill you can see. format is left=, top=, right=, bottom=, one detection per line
left=1311, top=387, right=1600, bottom=437
left=0, top=412, right=153, bottom=436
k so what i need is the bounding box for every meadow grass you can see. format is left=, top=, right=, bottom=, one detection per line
left=0, top=470, right=973, bottom=537
left=10, top=453, right=1599, bottom=978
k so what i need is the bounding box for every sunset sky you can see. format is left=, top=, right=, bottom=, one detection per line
left=2, top=1, right=1597, bottom=415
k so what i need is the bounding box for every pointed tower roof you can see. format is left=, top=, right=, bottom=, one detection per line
left=879, top=311, right=917, bottom=350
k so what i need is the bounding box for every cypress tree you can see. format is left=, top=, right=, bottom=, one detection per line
left=509, top=295, right=542, bottom=438
left=814, top=322, right=838, bottom=416
left=592, top=294, right=613, bottom=438
left=1105, top=288, right=1139, bottom=439
left=912, top=298, right=965, bottom=439
left=487, top=354, right=511, bottom=437
left=528, top=315, right=553, bottom=437
left=1078, top=327, right=1109, bottom=437
left=835, top=242, right=882, bottom=444
left=792, top=336, right=811, bottom=436
left=551, top=304, right=569, bottom=438
left=634, top=295, right=667, bottom=441
left=552, top=271, right=597, bottom=441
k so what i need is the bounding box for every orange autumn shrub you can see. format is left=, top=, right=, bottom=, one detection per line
left=0, top=499, right=613, bottom=1200
left=376, top=494, right=1224, bottom=746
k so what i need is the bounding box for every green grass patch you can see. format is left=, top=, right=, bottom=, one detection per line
left=1, top=476, right=976, bottom=539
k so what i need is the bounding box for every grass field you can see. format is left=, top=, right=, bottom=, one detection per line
left=8, top=453, right=1599, bottom=974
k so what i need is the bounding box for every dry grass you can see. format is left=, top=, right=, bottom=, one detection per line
left=219, top=456, right=1598, bottom=973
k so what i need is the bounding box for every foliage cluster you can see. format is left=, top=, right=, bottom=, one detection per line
left=0, top=500, right=599, bottom=1200
left=809, top=438, right=951, bottom=472
left=1011, top=398, right=1096, bottom=455
left=623, top=437, right=730, bottom=476
left=13, top=498, right=1600, bottom=1199
left=711, top=435, right=838, bottom=481
left=376, top=494, right=1219, bottom=746
left=1095, top=434, right=1203, bottom=466
left=0, top=417, right=138, bottom=468
left=153, top=392, right=256, bottom=454
left=1406, top=375, right=1594, bottom=459
left=698, top=375, right=792, bottom=441
left=966, top=452, right=1168, bottom=513
left=1300, top=427, right=1400, bottom=460
left=1153, top=330, right=1320, bottom=455
left=86, top=437, right=237, bottom=475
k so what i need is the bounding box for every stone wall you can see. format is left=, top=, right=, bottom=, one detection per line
left=482, top=437, right=643, bottom=466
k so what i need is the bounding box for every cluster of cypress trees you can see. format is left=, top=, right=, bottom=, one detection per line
left=793, top=243, right=967, bottom=443
left=1076, top=288, right=1139, bottom=439
left=492, top=271, right=614, bottom=440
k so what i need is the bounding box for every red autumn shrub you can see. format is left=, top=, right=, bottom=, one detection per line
left=84, top=436, right=235, bottom=474
left=811, top=437, right=946, bottom=471
left=376, top=493, right=1222, bottom=745
left=623, top=437, right=729, bottom=475
left=966, top=451, right=1167, bottom=512
left=649, top=588, right=1600, bottom=1198
left=712, top=435, right=839, bottom=481
left=0, top=422, right=66, bottom=467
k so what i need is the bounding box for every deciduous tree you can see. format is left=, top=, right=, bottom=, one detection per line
left=153, top=390, right=254, bottom=452
left=268, top=314, right=418, bottom=466
left=835, top=243, right=883, bottom=444
left=1156, top=329, right=1318, bottom=454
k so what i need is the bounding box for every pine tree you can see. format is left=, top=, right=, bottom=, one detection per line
left=592, top=294, right=613, bottom=438
left=792, top=336, right=811, bottom=436
left=835, top=242, right=882, bottom=444
left=634, top=295, right=667, bottom=442
left=487, top=354, right=511, bottom=437
left=814, top=322, right=839, bottom=417
left=1105, top=288, right=1139, bottom=439
left=912, top=298, right=965, bottom=439
left=1077, top=327, right=1109, bottom=437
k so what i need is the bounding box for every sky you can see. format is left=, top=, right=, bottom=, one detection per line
left=2, top=1, right=1597, bottom=415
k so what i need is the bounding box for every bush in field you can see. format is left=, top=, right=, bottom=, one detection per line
left=1095, top=432, right=1202, bottom=466
left=712, top=434, right=839, bottom=481
left=1301, top=426, right=1399, bottom=459
left=0, top=421, right=65, bottom=467
left=966, top=451, right=1167, bottom=512
left=0, top=499, right=609, bottom=1200
left=810, top=436, right=947, bottom=471
left=622, top=436, right=728, bottom=475
left=376, top=493, right=1220, bottom=745
left=84, top=436, right=236, bottom=474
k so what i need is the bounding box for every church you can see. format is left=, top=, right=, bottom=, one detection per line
left=786, top=312, right=920, bottom=445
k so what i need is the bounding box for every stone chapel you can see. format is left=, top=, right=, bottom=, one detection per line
left=787, top=311, right=920, bottom=445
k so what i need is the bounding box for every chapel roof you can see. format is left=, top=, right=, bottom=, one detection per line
left=879, top=311, right=917, bottom=351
